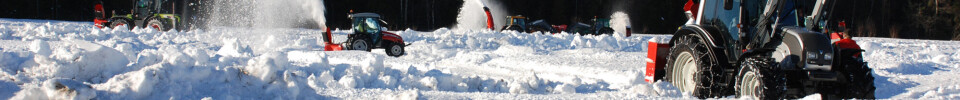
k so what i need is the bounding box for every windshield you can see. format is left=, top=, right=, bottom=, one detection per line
left=354, top=18, right=381, bottom=34
left=138, top=0, right=151, bottom=8
left=365, top=18, right=381, bottom=33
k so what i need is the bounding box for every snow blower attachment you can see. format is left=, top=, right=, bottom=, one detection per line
left=644, top=38, right=670, bottom=82
left=322, top=27, right=343, bottom=51
left=94, top=2, right=108, bottom=29
left=321, top=13, right=408, bottom=57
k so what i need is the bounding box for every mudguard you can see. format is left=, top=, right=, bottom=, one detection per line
left=671, top=25, right=740, bottom=63
left=382, top=32, right=403, bottom=43
left=670, top=25, right=726, bottom=48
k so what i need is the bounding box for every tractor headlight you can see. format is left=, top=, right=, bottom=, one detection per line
left=823, top=53, right=833, bottom=60
left=806, top=52, right=819, bottom=59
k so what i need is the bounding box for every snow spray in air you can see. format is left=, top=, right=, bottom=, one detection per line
left=609, top=0, right=633, bottom=35
left=203, top=0, right=326, bottom=29
left=456, top=0, right=508, bottom=30
left=610, top=12, right=631, bottom=35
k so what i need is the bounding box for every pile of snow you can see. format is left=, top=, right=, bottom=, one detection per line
left=2, top=18, right=960, bottom=99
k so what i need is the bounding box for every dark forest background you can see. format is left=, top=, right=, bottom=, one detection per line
left=1, top=0, right=959, bottom=40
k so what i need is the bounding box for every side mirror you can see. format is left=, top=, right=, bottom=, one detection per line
left=724, top=0, right=734, bottom=10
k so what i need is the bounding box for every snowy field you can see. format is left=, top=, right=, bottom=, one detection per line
left=0, top=18, right=959, bottom=99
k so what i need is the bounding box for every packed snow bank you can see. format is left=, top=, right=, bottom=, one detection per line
left=2, top=18, right=960, bottom=99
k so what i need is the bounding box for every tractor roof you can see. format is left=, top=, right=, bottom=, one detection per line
left=349, top=13, right=381, bottom=18
left=507, top=15, right=526, bottom=19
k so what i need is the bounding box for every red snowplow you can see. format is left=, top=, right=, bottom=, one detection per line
left=322, top=13, right=408, bottom=57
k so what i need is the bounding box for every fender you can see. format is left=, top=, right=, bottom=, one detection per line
left=670, top=25, right=726, bottom=48
left=151, top=14, right=181, bottom=28
left=738, top=48, right=776, bottom=69
left=381, top=32, right=404, bottom=43
left=154, top=14, right=181, bottom=23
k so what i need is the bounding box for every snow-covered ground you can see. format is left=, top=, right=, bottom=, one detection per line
left=0, top=18, right=958, bottom=99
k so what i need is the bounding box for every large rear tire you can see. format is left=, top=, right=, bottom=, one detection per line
left=348, top=37, right=372, bottom=52
left=736, top=57, right=786, bottom=100
left=664, top=34, right=727, bottom=98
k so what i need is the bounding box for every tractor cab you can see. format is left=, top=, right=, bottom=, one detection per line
left=501, top=16, right=528, bottom=32
left=591, top=17, right=614, bottom=35
left=134, top=0, right=154, bottom=19
left=349, top=13, right=385, bottom=44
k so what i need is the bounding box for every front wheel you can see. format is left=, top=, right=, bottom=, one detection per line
left=385, top=42, right=405, bottom=57
left=736, top=57, right=786, bottom=100
left=834, top=50, right=875, bottom=99
left=111, top=19, right=132, bottom=30
left=147, top=19, right=172, bottom=31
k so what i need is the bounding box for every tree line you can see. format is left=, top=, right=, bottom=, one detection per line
left=1, top=0, right=957, bottom=40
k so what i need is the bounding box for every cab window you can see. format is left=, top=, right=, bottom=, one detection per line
left=138, top=0, right=151, bottom=8
left=719, top=0, right=740, bottom=41
left=364, top=18, right=381, bottom=33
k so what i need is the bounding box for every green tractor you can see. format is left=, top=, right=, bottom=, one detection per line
left=500, top=15, right=561, bottom=34
left=95, top=0, right=184, bottom=31
left=565, top=17, right=614, bottom=36
left=591, top=18, right=615, bottom=35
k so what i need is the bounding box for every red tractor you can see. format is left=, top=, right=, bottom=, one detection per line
left=323, top=13, right=408, bottom=57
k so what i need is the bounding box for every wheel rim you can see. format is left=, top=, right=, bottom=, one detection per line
left=739, top=70, right=762, bottom=98
left=151, top=24, right=161, bottom=30
left=673, top=52, right=698, bottom=92
left=390, top=45, right=402, bottom=55
left=353, top=40, right=368, bottom=50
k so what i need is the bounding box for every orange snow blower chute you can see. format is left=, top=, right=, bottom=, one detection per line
left=484, top=7, right=495, bottom=30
